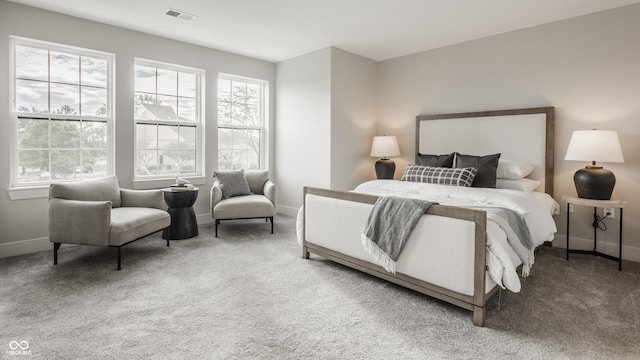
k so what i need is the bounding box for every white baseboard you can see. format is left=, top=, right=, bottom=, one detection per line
left=277, top=205, right=300, bottom=217
left=0, top=214, right=215, bottom=260
left=552, top=234, right=640, bottom=263
left=197, top=213, right=214, bottom=225
left=0, top=211, right=289, bottom=259
left=0, top=237, right=51, bottom=259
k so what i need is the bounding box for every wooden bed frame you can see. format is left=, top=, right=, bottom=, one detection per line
left=302, top=107, right=555, bottom=326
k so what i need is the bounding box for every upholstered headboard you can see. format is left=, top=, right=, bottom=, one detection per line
left=416, top=107, right=554, bottom=195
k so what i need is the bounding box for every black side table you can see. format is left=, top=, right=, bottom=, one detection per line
left=162, top=188, right=199, bottom=240
left=564, top=196, right=628, bottom=271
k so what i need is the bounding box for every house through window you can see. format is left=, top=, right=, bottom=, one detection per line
left=10, top=37, right=114, bottom=186
left=134, top=59, right=203, bottom=178
left=217, top=74, right=268, bottom=171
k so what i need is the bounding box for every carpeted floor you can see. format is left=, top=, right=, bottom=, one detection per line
left=1, top=214, right=639, bottom=359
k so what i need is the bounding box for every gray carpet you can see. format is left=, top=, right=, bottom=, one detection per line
left=1, top=215, right=639, bottom=359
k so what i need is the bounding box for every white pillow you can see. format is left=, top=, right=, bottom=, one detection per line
left=496, top=159, right=535, bottom=180
left=496, top=178, right=541, bottom=193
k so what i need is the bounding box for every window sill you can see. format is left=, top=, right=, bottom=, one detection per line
left=7, top=186, right=49, bottom=200
left=132, top=176, right=207, bottom=190
left=7, top=176, right=208, bottom=200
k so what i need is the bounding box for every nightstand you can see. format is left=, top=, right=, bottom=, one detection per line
left=564, top=196, right=629, bottom=271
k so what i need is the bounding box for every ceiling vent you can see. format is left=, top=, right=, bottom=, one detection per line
left=165, top=8, right=197, bottom=21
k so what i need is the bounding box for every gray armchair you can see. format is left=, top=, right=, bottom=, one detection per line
left=210, top=170, right=276, bottom=237
left=49, top=176, right=171, bottom=270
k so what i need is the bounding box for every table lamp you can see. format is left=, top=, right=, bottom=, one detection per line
left=370, top=135, right=401, bottom=179
left=564, top=129, right=624, bottom=200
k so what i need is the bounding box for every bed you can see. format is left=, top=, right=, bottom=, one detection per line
left=298, top=107, right=558, bottom=326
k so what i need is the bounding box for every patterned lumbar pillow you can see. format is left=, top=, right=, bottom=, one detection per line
left=401, top=165, right=477, bottom=187
left=213, top=170, right=252, bottom=199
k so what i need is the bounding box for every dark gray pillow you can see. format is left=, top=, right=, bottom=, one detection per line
left=417, top=152, right=455, bottom=168
left=214, top=170, right=252, bottom=199
left=455, top=153, right=501, bottom=188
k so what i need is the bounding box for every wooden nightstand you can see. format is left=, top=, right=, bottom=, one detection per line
left=564, top=196, right=629, bottom=271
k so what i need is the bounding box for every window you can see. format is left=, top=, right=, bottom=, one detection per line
left=134, top=59, right=203, bottom=178
left=217, top=74, right=268, bottom=171
left=11, top=37, right=114, bottom=186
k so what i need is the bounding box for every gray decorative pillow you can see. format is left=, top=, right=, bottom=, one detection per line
left=213, top=170, right=252, bottom=199
left=401, top=165, right=477, bottom=187
left=455, top=153, right=501, bottom=188
left=417, top=152, right=455, bottom=168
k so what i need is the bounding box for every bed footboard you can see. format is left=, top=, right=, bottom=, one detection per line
left=302, top=186, right=497, bottom=327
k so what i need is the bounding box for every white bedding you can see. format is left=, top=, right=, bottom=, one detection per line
left=350, top=180, right=559, bottom=291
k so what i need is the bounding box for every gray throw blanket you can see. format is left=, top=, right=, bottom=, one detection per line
left=479, top=207, right=532, bottom=250
left=361, top=196, right=436, bottom=273
left=471, top=206, right=535, bottom=276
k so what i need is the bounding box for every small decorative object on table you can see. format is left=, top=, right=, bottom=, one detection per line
left=170, top=176, right=195, bottom=191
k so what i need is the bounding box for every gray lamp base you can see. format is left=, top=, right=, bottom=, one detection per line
left=375, top=159, right=396, bottom=179
left=574, top=165, right=616, bottom=200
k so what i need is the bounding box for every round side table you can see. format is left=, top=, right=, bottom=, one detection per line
left=162, top=187, right=199, bottom=240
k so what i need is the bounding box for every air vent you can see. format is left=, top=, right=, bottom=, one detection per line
left=165, top=8, right=197, bottom=21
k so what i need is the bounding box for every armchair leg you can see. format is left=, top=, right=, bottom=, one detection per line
left=215, top=219, right=220, bottom=238
left=53, top=243, right=61, bottom=265
left=269, top=216, right=274, bottom=234
left=117, top=247, right=122, bottom=270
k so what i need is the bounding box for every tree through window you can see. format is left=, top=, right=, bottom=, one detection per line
left=134, top=60, right=203, bottom=178
left=11, top=37, right=113, bottom=186
left=217, top=75, right=267, bottom=171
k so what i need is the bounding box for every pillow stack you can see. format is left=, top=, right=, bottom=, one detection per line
left=414, top=152, right=500, bottom=188
left=405, top=153, right=539, bottom=192
left=495, top=159, right=540, bottom=192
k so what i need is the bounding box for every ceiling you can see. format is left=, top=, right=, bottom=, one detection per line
left=7, top=0, right=640, bottom=62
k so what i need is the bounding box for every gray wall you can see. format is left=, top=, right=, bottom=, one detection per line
left=274, top=48, right=332, bottom=215
left=330, top=48, right=378, bottom=191
left=275, top=47, right=377, bottom=215
left=0, top=1, right=275, bottom=256
left=377, top=4, right=640, bottom=261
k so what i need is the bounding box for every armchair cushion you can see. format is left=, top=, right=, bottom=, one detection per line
left=50, top=175, right=121, bottom=207
left=121, top=188, right=166, bottom=210
left=214, top=170, right=252, bottom=199
left=110, top=207, right=171, bottom=246
left=213, top=194, right=275, bottom=219
left=244, top=170, right=269, bottom=195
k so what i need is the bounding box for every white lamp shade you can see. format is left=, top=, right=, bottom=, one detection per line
left=370, top=136, right=401, bottom=158
left=564, top=130, right=624, bottom=163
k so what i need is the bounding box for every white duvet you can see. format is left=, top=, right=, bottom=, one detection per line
left=349, top=180, right=559, bottom=292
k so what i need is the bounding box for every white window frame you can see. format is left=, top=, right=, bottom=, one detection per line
left=217, top=73, right=269, bottom=171
left=133, top=58, right=205, bottom=182
left=8, top=36, right=115, bottom=199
